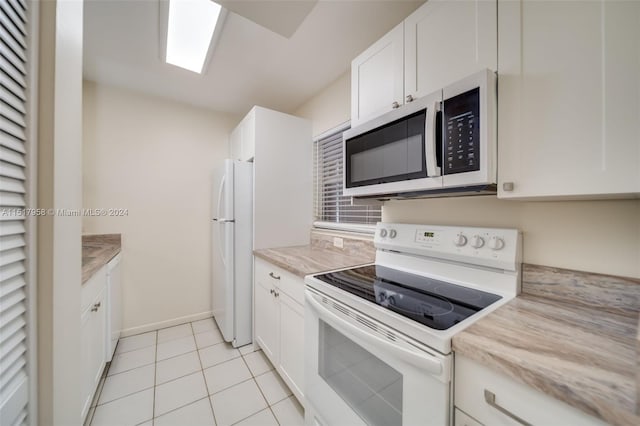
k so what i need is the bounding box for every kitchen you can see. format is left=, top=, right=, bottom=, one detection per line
left=1, top=1, right=639, bottom=426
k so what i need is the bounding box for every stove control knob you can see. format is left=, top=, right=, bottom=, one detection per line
left=453, top=233, right=467, bottom=247
left=380, top=229, right=388, bottom=238
left=389, top=229, right=397, bottom=239
left=489, top=236, right=505, bottom=251
left=470, top=235, right=485, bottom=249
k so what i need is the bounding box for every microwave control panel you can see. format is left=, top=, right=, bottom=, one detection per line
left=443, top=87, right=480, bottom=175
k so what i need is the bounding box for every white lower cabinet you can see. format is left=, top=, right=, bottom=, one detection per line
left=254, top=266, right=279, bottom=361
left=277, top=292, right=305, bottom=399
left=454, top=355, right=608, bottom=426
left=253, top=257, right=305, bottom=404
left=454, top=408, right=482, bottom=426
left=80, top=266, right=108, bottom=421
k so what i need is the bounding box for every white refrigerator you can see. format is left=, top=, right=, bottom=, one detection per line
left=211, top=159, right=253, bottom=347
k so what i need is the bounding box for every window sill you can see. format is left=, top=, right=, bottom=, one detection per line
left=312, top=221, right=377, bottom=235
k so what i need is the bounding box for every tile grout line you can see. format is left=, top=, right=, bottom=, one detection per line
left=154, top=340, right=238, bottom=390
left=190, top=321, right=220, bottom=426
left=153, top=395, right=212, bottom=422
left=94, top=385, right=157, bottom=408
left=93, top=322, right=216, bottom=424
left=107, top=359, right=156, bottom=378
left=229, top=407, right=275, bottom=426
left=239, top=351, right=281, bottom=425
left=98, top=321, right=287, bottom=425
left=114, top=322, right=215, bottom=356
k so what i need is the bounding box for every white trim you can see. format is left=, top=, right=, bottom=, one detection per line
left=119, top=311, right=214, bottom=337
left=313, top=221, right=376, bottom=235
left=313, top=120, right=350, bottom=142
left=26, top=1, right=39, bottom=424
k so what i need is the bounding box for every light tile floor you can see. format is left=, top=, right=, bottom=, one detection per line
left=85, top=318, right=304, bottom=426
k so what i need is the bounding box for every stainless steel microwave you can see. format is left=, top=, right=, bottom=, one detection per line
left=343, top=69, right=496, bottom=198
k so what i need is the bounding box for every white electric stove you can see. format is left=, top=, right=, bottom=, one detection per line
left=304, top=223, right=522, bottom=426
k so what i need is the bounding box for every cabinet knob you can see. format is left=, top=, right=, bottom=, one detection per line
left=406, top=95, right=414, bottom=103
left=502, top=182, right=514, bottom=191
left=274, top=291, right=280, bottom=298
left=269, top=272, right=281, bottom=280
left=392, top=101, right=400, bottom=109
left=91, top=302, right=101, bottom=312
left=269, top=289, right=274, bottom=295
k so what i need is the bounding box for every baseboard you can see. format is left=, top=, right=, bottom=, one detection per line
left=120, top=311, right=214, bottom=337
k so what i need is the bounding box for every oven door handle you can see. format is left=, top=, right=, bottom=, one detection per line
left=305, top=292, right=443, bottom=375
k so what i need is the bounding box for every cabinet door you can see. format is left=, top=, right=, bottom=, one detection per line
left=498, top=0, right=640, bottom=199
left=254, top=275, right=279, bottom=362
left=405, top=0, right=497, bottom=100
left=241, top=109, right=256, bottom=161
left=81, top=288, right=107, bottom=420
left=278, top=292, right=305, bottom=403
left=80, top=305, right=93, bottom=419
left=351, top=22, right=404, bottom=127
left=230, top=125, right=242, bottom=161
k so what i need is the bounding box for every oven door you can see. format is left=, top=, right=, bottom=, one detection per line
left=304, top=287, right=451, bottom=426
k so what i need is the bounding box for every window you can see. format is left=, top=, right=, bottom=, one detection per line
left=313, top=123, right=382, bottom=230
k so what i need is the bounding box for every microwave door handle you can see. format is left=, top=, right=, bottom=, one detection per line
left=425, top=101, right=441, bottom=177
left=305, top=292, right=443, bottom=375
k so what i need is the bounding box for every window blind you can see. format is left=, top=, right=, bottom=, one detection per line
left=0, top=0, right=32, bottom=424
left=313, top=124, right=381, bottom=225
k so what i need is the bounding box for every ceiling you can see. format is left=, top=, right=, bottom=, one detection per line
left=83, top=0, right=423, bottom=116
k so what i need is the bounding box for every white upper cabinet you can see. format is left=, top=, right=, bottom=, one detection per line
left=497, top=0, right=640, bottom=199
left=351, top=22, right=404, bottom=127
left=241, top=111, right=255, bottom=161
left=230, top=110, right=257, bottom=161
left=351, top=1, right=497, bottom=127
left=230, top=125, right=242, bottom=161
left=404, top=0, right=497, bottom=101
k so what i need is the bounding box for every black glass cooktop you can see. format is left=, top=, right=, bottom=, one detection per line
left=314, top=265, right=502, bottom=330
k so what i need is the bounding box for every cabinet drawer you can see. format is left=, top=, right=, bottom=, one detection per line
left=278, top=270, right=304, bottom=306
left=455, top=355, right=607, bottom=426
left=82, top=265, right=107, bottom=311
left=255, top=257, right=304, bottom=305
left=454, top=409, right=482, bottom=426
left=254, top=257, right=273, bottom=285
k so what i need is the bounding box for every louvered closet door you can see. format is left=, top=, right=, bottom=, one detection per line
left=0, top=0, right=32, bottom=425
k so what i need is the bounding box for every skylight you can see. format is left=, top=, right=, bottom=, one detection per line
left=165, top=0, right=222, bottom=74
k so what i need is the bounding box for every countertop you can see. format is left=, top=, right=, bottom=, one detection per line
left=253, top=244, right=374, bottom=277
left=82, top=234, right=121, bottom=284
left=453, top=264, right=640, bottom=426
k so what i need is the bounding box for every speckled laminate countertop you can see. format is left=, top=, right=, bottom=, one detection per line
left=453, top=264, right=640, bottom=426
left=253, top=245, right=374, bottom=277
left=82, top=234, right=121, bottom=284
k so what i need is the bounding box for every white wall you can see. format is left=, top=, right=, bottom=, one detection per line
left=295, top=71, right=350, bottom=137
left=83, top=81, right=239, bottom=333
left=294, top=72, right=640, bottom=279
left=37, top=0, right=84, bottom=423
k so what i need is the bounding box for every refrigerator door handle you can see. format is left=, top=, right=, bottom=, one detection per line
left=216, top=175, right=228, bottom=268
left=218, top=222, right=227, bottom=268
left=216, top=174, right=226, bottom=220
